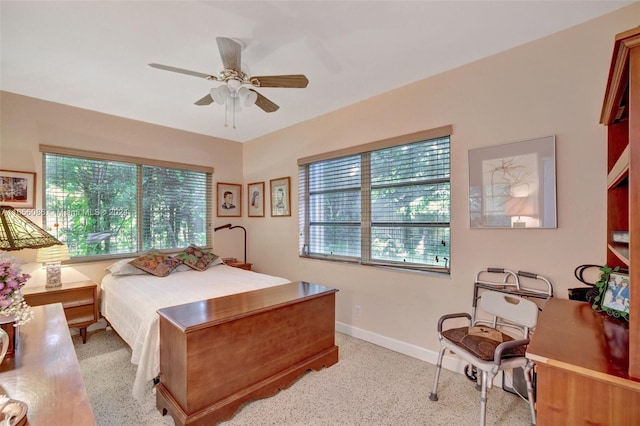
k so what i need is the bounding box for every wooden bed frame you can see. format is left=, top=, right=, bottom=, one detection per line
left=156, top=281, right=339, bottom=425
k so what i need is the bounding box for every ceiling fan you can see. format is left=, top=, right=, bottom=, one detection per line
left=149, top=37, right=309, bottom=127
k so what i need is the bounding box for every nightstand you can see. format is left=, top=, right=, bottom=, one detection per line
left=225, top=259, right=252, bottom=271
left=22, top=280, right=98, bottom=343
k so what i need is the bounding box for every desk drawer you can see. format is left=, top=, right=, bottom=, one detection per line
left=24, top=287, right=94, bottom=308
left=65, top=304, right=97, bottom=327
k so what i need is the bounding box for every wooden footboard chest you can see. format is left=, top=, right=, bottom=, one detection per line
left=156, top=281, right=339, bottom=425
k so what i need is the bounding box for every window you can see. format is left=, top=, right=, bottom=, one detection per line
left=41, top=146, right=212, bottom=259
left=298, top=126, right=451, bottom=273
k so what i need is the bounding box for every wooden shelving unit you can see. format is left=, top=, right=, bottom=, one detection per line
left=600, top=27, right=640, bottom=379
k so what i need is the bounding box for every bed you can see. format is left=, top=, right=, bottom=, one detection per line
left=100, top=261, right=338, bottom=424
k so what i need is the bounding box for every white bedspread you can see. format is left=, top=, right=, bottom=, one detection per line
left=100, top=265, right=290, bottom=400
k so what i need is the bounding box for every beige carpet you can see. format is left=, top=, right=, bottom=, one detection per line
left=72, top=328, right=531, bottom=425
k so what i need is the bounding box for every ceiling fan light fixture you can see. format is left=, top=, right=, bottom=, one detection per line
left=227, top=78, right=242, bottom=93
left=238, top=87, right=257, bottom=107
left=210, top=85, right=230, bottom=104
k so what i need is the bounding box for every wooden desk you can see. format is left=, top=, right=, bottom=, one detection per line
left=527, top=298, right=640, bottom=425
left=0, top=303, right=96, bottom=426
left=156, top=281, right=338, bottom=426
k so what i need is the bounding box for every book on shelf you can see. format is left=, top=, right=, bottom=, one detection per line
left=612, top=231, right=630, bottom=244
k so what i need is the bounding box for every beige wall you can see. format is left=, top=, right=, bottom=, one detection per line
left=243, top=4, right=640, bottom=362
left=0, top=92, right=246, bottom=283
left=1, top=3, right=638, bottom=367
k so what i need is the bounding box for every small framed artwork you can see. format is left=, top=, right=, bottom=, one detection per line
left=247, top=181, right=265, bottom=217
left=0, top=170, right=36, bottom=209
left=468, top=135, right=556, bottom=229
left=217, top=182, right=241, bottom=217
left=593, top=266, right=629, bottom=321
left=270, top=176, right=291, bottom=217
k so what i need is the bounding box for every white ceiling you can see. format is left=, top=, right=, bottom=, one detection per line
left=1, top=1, right=632, bottom=143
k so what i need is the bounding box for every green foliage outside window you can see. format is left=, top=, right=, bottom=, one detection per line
left=43, top=154, right=210, bottom=258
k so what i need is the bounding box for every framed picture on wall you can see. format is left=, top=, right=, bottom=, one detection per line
left=217, top=182, right=241, bottom=217
left=270, top=177, right=291, bottom=217
left=468, top=135, right=556, bottom=229
left=247, top=182, right=265, bottom=217
left=0, top=170, right=36, bottom=209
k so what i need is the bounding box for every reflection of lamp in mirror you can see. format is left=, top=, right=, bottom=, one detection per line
left=504, top=196, right=535, bottom=228
left=36, top=244, right=70, bottom=288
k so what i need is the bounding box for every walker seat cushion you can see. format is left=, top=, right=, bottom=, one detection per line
left=441, top=325, right=525, bottom=361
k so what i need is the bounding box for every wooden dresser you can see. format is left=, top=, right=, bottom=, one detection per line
left=0, top=303, right=96, bottom=425
left=527, top=298, right=640, bottom=425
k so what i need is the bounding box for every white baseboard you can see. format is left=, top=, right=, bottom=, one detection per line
left=335, top=321, right=466, bottom=374
left=335, top=321, right=507, bottom=387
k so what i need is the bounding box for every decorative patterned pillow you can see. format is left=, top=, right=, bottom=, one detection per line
left=175, top=245, right=220, bottom=271
left=129, top=250, right=181, bottom=277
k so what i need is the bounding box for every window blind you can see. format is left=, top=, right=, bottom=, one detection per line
left=299, top=130, right=451, bottom=273
left=43, top=152, right=212, bottom=259
left=307, top=154, right=362, bottom=259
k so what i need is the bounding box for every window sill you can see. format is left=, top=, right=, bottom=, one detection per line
left=299, top=255, right=450, bottom=276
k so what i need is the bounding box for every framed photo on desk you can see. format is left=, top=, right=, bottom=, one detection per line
left=602, top=272, right=630, bottom=316
left=594, top=267, right=629, bottom=321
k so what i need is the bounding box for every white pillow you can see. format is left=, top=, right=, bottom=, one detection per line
left=105, top=258, right=147, bottom=276
left=175, top=263, right=192, bottom=272
left=209, top=257, right=224, bottom=268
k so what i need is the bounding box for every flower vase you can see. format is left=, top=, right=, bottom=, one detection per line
left=0, top=327, right=8, bottom=365
left=0, top=317, right=17, bottom=359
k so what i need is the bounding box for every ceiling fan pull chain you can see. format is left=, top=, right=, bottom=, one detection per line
left=224, top=101, right=229, bottom=127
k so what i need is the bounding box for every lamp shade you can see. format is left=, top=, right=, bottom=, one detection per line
left=36, top=244, right=70, bottom=263
left=0, top=206, right=63, bottom=251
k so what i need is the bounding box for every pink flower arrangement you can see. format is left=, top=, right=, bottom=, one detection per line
left=0, top=253, right=34, bottom=325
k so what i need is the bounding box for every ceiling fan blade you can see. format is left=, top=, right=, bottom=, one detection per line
left=194, top=94, right=214, bottom=106
left=216, top=37, right=241, bottom=71
left=251, top=89, right=279, bottom=113
left=149, top=63, right=213, bottom=80
left=250, top=74, right=309, bottom=88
